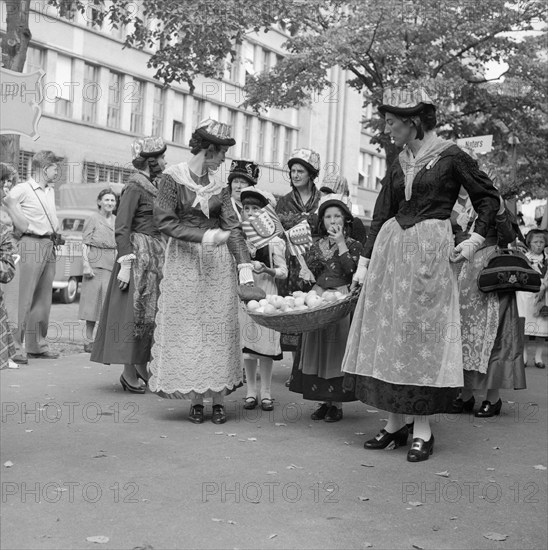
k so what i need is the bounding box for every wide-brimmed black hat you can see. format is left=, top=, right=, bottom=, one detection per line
left=317, top=193, right=353, bottom=220
left=240, top=187, right=269, bottom=209
left=228, top=159, right=260, bottom=186
left=378, top=86, right=435, bottom=117
left=194, top=118, right=236, bottom=146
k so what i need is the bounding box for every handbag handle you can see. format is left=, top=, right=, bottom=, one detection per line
left=483, top=246, right=528, bottom=267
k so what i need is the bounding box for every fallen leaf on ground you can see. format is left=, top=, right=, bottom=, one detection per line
left=214, top=432, right=224, bottom=435
left=326, top=516, right=342, bottom=520
left=268, top=534, right=277, bottom=539
left=355, top=432, right=366, bottom=435
left=266, top=471, right=277, bottom=475
left=227, top=433, right=237, bottom=437
left=344, top=441, right=352, bottom=445
left=286, top=464, right=303, bottom=469
left=227, top=520, right=237, bottom=525
left=493, top=446, right=500, bottom=450
left=275, top=423, right=287, bottom=426
left=366, top=409, right=378, bottom=413
left=533, top=465, right=547, bottom=470
left=3, top=461, right=14, bottom=468
left=363, top=543, right=373, bottom=548
left=486, top=467, right=495, bottom=471
left=358, top=496, right=370, bottom=501
left=483, top=532, right=508, bottom=541
left=25, top=430, right=33, bottom=433
left=432, top=525, right=440, bottom=531
left=248, top=437, right=257, bottom=441
left=159, top=435, right=167, bottom=439
left=435, top=471, right=450, bottom=477
left=361, top=463, right=374, bottom=468
left=412, top=545, right=424, bottom=550
left=211, top=518, right=223, bottom=522
left=449, top=516, right=458, bottom=520
left=408, top=501, right=423, bottom=507
left=92, top=454, right=108, bottom=459
left=86, top=536, right=109, bottom=544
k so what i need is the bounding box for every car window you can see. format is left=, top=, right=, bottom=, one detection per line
left=61, top=218, right=86, bottom=232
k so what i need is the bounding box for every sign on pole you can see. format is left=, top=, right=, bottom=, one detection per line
left=0, top=67, right=44, bottom=140
left=456, top=135, right=493, bottom=154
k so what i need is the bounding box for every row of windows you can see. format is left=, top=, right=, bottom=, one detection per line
left=24, top=45, right=296, bottom=165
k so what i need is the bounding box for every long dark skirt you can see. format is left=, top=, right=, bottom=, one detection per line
left=90, top=262, right=152, bottom=365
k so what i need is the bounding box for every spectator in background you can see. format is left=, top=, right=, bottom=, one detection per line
left=78, top=189, right=117, bottom=353
left=6, top=151, right=63, bottom=364
left=1, top=163, right=27, bottom=235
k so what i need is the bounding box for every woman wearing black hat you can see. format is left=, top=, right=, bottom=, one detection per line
left=342, top=87, right=500, bottom=461
left=91, top=136, right=167, bottom=393
left=227, top=159, right=259, bottom=221
left=149, top=119, right=254, bottom=425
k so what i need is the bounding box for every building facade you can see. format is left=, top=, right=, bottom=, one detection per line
left=1, top=1, right=386, bottom=217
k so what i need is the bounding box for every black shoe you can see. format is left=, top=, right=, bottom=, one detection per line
left=364, top=425, right=409, bottom=449
left=324, top=406, right=343, bottom=422
left=119, top=375, right=145, bottom=394
left=535, top=362, right=546, bottom=369
left=451, top=396, right=475, bottom=414
left=474, top=399, right=502, bottom=418
left=211, top=405, right=227, bottom=424
left=261, top=398, right=274, bottom=412
left=407, top=435, right=435, bottom=462
left=83, top=342, right=94, bottom=353
left=243, top=397, right=257, bottom=410
left=12, top=354, right=28, bottom=365
left=285, top=378, right=291, bottom=388
left=311, top=403, right=330, bottom=420
left=28, top=351, right=60, bottom=359
left=406, top=422, right=414, bottom=434
left=188, top=404, right=204, bottom=424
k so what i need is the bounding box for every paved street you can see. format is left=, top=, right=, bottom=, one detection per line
left=1, top=304, right=547, bottom=550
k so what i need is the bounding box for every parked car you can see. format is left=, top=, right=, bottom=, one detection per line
left=53, top=209, right=95, bottom=303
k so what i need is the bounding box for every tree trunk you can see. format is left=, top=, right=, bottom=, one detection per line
left=0, top=0, right=32, bottom=170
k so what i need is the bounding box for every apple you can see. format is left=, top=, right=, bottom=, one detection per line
left=323, top=291, right=337, bottom=303
left=293, top=291, right=305, bottom=298
left=284, top=296, right=296, bottom=308
left=263, top=304, right=277, bottom=315
left=294, top=297, right=305, bottom=307
left=294, top=305, right=308, bottom=311
left=306, top=295, right=323, bottom=309
left=259, top=299, right=269, bottom=307
left=247, top=300, right=260, bottom=311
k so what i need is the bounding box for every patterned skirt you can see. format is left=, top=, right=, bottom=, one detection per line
left=149, top=238, right=243, bottom=399
left=459, top=246, right=526, bottom=391
left=342, top=218, right=462, bottom=415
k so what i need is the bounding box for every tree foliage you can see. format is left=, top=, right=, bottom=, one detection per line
left=2, top=0, right=547, bottom=196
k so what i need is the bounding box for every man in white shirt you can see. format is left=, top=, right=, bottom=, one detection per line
left=8, top=151, right=62, bottom=363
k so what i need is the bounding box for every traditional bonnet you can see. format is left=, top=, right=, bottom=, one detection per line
left=288, top=148, right=321, bottom=178
left=131, top=136, right=166, bottom=159
left=228, top=159, right=260, bottom=186
left=240, top=187, right=270, bottom=209
left=317, top=193, right=353, bottom=220
left=378, top=86, right=435, bottom=116
left=194, top=118, right=236, bottom=146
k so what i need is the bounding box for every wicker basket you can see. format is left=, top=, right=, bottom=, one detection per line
left=242, top=291, right=360, bottom=334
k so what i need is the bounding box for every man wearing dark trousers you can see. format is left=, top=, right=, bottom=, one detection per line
left=8, top=151, right=62, bottom=364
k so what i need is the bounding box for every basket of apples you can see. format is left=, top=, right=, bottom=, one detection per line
left=242, top=288, right=360, bottom=334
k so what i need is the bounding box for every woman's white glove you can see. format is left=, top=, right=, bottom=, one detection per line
left=202, top=228, right=231, bottom=248
left=117, top=254, right=135, bottom=289
left=352, top=257, right=370, bottom=287
left=450, top=232, right=485, bottom=263
left=299, top=265, right=316, bottom=283
left=238, top=263, right=254, bottom=285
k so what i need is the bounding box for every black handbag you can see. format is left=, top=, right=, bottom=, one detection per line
left=477, top=248, right=541, bottom=293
